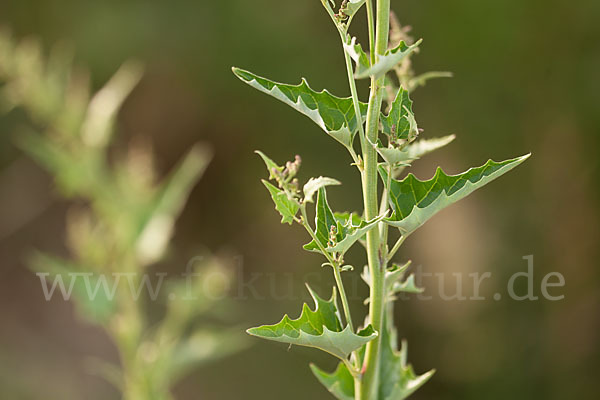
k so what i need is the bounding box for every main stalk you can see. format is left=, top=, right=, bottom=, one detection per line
left=359, top=0, right=390, bottom=399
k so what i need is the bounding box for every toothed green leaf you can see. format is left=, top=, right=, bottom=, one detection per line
left=392, top=274, right=422, bottom=294
left=340, top=0, right=367, bottom=19
left=310, top=362, right=355, bottom=400
left=356, top=40, right=422, bottom=79
left=386, top=263, right=423, bottom=295
left=304, top=187, right=339, bottom=252
left=329, top=213, right=384, bottom=254
left=380, top=155, right=530, bottom=235
left=408, top=71, right=453, bottom=92
left=304, top=188, right=382, bottom=255
left=362, top=262, right=423, bottom=301
left=404, top=134, right=456, bottom=160
left=343, top=36, right=371, bottom=78
left=380, top=87, right=415, bottom=141
left=311, top=327, right=433, bottom=400
left=304, top=176, right=342, bottom=203
left=232, top=67, right=367, bottom=147
left=262, top=180, right=300, bottom=225
left=377, top=135, right=456, bottom=166
left=247, top=286, right=377, bottom=360
left=376, top=146, right=413, bottom=166
left=379, top=331, right=435, bottom=400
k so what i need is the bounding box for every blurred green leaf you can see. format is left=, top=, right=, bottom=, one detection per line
left=80, top=61, right=143, bottom=148
left=29, top=252, right=117, bottom=323
left=135, top=144, right=211, bottom=264
left=408, top=71, right=453, bottom=92
left=167, top=329, right=249, bottom=383
left=16, top=128, right=106, bottom=197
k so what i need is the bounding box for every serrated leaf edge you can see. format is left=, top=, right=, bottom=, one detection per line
left=382, top=154, right=530, bottom=234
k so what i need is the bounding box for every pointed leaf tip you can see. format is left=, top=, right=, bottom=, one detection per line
left=382, top=155, right=529, bottom=235
left=232, top=68, right=367, bottom=148
left=356, top=39, right=422, bottom=79
left=246, top=286, right=376, bottom=360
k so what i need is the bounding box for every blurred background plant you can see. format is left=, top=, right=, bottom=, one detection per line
left=0, top=0, right=598, bottom=399
left=0, top=31, right=245, bottom=400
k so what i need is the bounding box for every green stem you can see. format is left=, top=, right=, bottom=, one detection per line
left=333, top=262, right=355, bottom=332
left=379, top=163, right=393, bottom=248
left=360, top=1, right=390, bottom=399
left=366, top=1, right=376, bottom=65
left=339, top=30, right=367, bottom=157
left=322, top=1, right=364, bottom=168
left=299, top=205, right=354, bottom=332
left=388, top=233, right=408, bottom=262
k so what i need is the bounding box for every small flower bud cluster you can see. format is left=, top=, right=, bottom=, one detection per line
left=272, top=155, right=302, bottom=196
left=334, top=1, right=349, bottom=21
left=328, top=225, right=338, bottom=248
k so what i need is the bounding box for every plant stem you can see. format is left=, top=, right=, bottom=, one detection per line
left=388, top=233, right=408, bottom=262
left=299, top=205, right=354, bottom=332
left=339, top=32, right=367, bottom=156
left=332, top=262, right=355, bottom=331
left=379, top=164, right=393, bottom=247
left=366, top=1, right=376, bottom=65
left=360, top=1, right=390, bottom=399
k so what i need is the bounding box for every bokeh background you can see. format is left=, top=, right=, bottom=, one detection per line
left=1, top=0, right=599, bottom=399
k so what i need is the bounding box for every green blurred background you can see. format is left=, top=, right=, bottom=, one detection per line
left=1, top=0, right=598, bottom=399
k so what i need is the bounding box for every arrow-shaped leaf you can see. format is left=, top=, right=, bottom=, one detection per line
left=329, top=213, right=384, bottom=254
left=247, top=286, right=377, bottom=360
left=310, top=362, right=355, bottom=400
left=380, top=87, right=416, bottom=140
left=363, top=261, right=423, bottom=295
left=403, top=134, right=456, bottom=161
left=380, top=155, right=530, bottom=235
left=356, top=40, right=422, bottom=79
left=312, top=326, right=433, bottom=400
left=232, top=67, right=367, bottom=147
left=304, top=187, right=339, bottom=252
left=304, top=187, right=381, bottom=255
left=379, top=332, right=434, bottom=400
left=385, top=262, right=423, bottom=295
left=377, top=135, right=456, bottom=166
